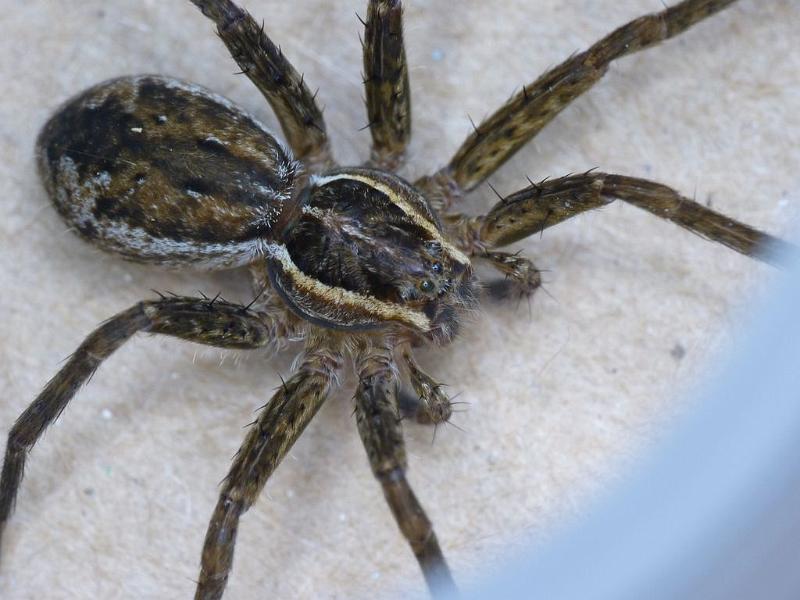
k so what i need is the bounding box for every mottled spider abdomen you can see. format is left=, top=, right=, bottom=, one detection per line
left=37, top=75, right=297, bottom=269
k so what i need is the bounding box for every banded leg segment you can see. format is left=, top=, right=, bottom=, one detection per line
left=457, top=172, right=793, bottom=266
left=0, top=297, right=278, bottom=550
left=363, top=0, right=411, bottom=170
left=190, top=0, right=331, bottom=165
left=418, top=0, right=738, bottom=201
left=354, top=342, right=455, bottom=596
left=195, top=334, right=339, bottom=600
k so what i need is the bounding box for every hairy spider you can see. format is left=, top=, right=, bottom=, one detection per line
left=4, top=3, right=800, bottom=596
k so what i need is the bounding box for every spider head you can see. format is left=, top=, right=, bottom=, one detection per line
left=267, top=168, right=475, bottom=343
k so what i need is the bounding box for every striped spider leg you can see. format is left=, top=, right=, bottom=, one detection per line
left=0, top=297, right=291, bottom=553
left=1, top=1, right=795, bottom=599
left=415, top=0, right=795, bottom=288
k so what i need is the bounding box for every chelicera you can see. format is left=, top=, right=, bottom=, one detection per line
left=0, top=0, right=793, bottom=598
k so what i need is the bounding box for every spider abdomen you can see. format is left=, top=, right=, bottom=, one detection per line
left=37, top=75, right=297, bottom=269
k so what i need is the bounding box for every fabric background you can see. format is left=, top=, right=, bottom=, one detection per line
left=1, top=1, right=798, bottom=598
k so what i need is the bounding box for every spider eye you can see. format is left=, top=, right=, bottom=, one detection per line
left=431, top=261, right=442, bottom=274
left=420, top=279, right=434, bottom=293
left=425, top=240, right=442, bottom=253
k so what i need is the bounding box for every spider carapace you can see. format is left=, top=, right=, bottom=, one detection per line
left=0, top=0, right=793, bottom=598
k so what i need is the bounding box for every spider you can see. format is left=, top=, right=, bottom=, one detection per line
left=1, top=0, right=796, bottom=598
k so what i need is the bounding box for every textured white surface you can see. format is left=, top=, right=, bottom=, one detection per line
left=0, top=1, right=798, bottom=598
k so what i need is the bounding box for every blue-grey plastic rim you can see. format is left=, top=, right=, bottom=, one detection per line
left=464, top=238, right=800, bottom=600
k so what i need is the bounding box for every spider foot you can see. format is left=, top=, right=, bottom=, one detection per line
left=401, top=351, right=453, bottom=425
left=482, top=250, right=542, bottom=302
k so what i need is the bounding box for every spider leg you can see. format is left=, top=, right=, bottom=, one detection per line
left=0, top=296, right=283, bottom=555
left=417, top=0, right=738, bottom=205
left=362, top=0, right=411, bottom=171
left=478, top=251, right=543, bottom=301
left=195, top=333, right=339, bottom=600
left=451, top=172, right=795, bottom=267
left=190, top=0, right=332, bottom=166
left=400, top=348, right=452, bottom=425
left=354, top=341, right=455, bottom=596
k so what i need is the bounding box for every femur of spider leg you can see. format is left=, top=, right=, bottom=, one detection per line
left=362, top=0, right=412, bottom=171
left=189, top=0, right=332, bottom=166
left=353, top=338, right=456, bottom=596
left=416, top=0, right=739, bottom=198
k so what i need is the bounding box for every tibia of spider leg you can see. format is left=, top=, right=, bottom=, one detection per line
left=417, top=0, right=740, bottom=196
left=401, top=350, right=452, bottom=425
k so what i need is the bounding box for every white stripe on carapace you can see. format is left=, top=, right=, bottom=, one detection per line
left=309, top=172, right=471, bottom=265
left=266, top=243, right=432, bottom=331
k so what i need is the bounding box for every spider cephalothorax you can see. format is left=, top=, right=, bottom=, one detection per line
left=271, top=168, right=476, bottom=340
left=1, top=0, right=793, bottom=598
